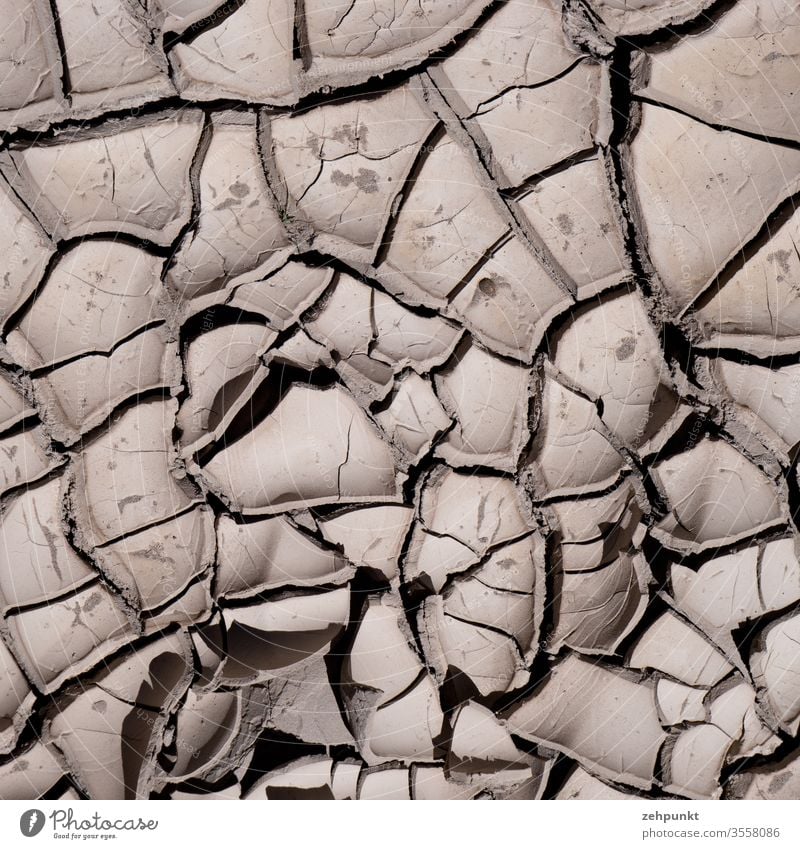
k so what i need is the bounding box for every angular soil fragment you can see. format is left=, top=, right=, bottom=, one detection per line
left=0, top=0, right=62, bottom=131
left=302, top=0, right=494, bottom=88
left=515, top=155, right=630, bottom=296
left=627, top=103, right=800, bottom=310
left=695, top=206, right=800, bottom=355
left=93, top=506, right=215, bottom=611
left=0, top=637, right=34, bottom=755
left=0, top=177, right=54, bottom=330
left=434, top=342, right=531, bottom=471
left=317, top=504, right=412, bottom=580
left=3, top=112, right=203, bottom=244
left=215, top=513, right=352, bottom=598
left=5, top=581, right=139, bottom=693
left=69, top=399, right=199, bottom=548
left=55, top=0, right=174, bottom=113
left=167, top=112, right=290, bottom=299
left=270, top=86, right=437, bottom=262
left=0, top=477, right=95, bottom=610
left=430, top=0, right=582, bottom=141
left=637, top=0, right=800, bottom=142
left=32, top=326, right=182, bottom=445
left=528, top=373, right=628, bottom=497
left=584, top=0, right=718, bottom=36
left=171, top=0, right=294, bottom=104
left=6, top=241, right=167, bottom=370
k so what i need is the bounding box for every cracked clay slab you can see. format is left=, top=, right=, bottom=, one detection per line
left=1, top=0, right=800, bottom=806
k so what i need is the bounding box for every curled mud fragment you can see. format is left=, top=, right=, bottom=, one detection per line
left=550, top=552, right=650, bottom=655
left=343, top=596, right=443, bottom=765
left=447, top=233, right=571, bottom=360
left=47, top=632, right=192, bottom=799
left=627, top=611, right=734, bottom=687
left=446, top=701, right=551, bottom=798
left=660, top=679, right=777, bottom=799
left=317, top=504, right=413, bottom=580
left=712, top=360, right=800, bottom=453
left=199, top=384, right=402, bottom=513
left=405, top=466, right=534, bottom=591
left=655, top=679, right=707, bottom=726
left=177, top=322, right=276, bottom=454
left=420, top=594, right=531, bottom=699
left=650, top=437, right=788, bottom=553
left=303, top=271, right=461, bottom=400
left=208, top=261, right=333, bottom=329
left=670, top=539, right=800, bottom=637
left=506, top=654, right=666, bottom=789
left=375, top=373, right=453, bottom=461
left=219, top=585, right=350, bottom=684
left=165, top=688, right=242, bottom=782
left=550, top=478, right=644, bottom=573
left=751, top=612, right=800, bottom=735
left=215, top=513, right=352, bottom=598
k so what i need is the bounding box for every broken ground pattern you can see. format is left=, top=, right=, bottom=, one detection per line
left=1, top=0, right=800, bottom=800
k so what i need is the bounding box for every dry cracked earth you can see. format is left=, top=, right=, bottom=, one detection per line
left=1, top=0, right=800, bottom=802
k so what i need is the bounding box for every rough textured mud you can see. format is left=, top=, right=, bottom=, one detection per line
left=1, top=0, right=800, bottom=802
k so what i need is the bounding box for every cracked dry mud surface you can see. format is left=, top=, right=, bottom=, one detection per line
left=1, top=0, right=800, bottom=802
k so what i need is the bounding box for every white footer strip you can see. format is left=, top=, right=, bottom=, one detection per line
left=1, top=799, right=798, bottom=849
